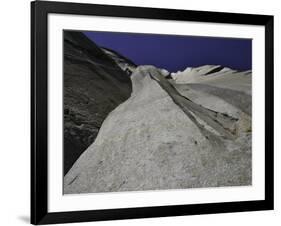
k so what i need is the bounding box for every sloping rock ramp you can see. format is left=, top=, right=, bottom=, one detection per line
left=64, top=66, right=251, bottom=194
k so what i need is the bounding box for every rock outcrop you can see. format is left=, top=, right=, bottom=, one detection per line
left=63, top=31, right=133, bottom=174
left=64, top=64, right=252, bottom=194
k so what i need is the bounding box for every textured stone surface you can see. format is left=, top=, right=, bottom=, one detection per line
left=64, top=66, right=252, bottom=194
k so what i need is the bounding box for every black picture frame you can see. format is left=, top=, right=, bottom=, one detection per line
left=31, top=0, right=274, bottom=224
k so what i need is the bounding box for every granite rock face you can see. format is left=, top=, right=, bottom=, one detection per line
left=63, top=31, right=133, bottom=175
left=64, top=65, right=252, bottom=194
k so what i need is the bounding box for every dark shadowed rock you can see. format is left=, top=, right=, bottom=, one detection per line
left=63, top=31, right=133, bottom=175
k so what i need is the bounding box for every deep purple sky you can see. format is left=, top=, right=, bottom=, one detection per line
left=84, top=31, right=252, bottom=72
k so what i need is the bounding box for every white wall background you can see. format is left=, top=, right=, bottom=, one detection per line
left=0, top=0, right=279, bottom=225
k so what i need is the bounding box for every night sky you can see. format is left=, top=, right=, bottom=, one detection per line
left=84, top=31, right=252, bottom=72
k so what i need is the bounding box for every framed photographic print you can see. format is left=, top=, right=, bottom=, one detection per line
left=31, top=0, right=274, bottom=224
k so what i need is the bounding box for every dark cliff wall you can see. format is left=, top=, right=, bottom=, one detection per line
left=64, top=31, right=132, bottom=175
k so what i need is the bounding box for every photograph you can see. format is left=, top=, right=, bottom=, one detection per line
left=0, top=0, right=277, bottom=224
left=63, top=30, right=252, bottom=194
left=30, top=1, right=274, bottom=224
